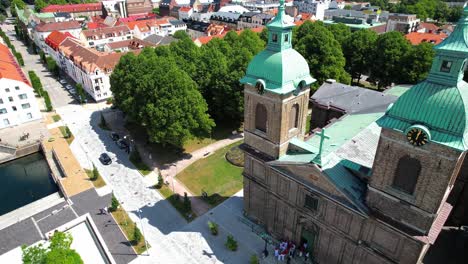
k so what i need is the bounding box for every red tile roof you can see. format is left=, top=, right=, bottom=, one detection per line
left=0, top=43, right=30, bottom=85
left=35, top=20, right=81, bottom=32
left=42, top=3, right=102, bottom=13
left=419, top=22, right=439, bottom=33
left=370, top=24, right=387, bottom=34
left=179, top=6, right=192, bottom=12
left=405, top=32, right=447, bottom=45
left=45, top=31, right=71, bottom=51
left=81, top=25, right=131, bottom=39
left=194, top=27, right=264, bottom=45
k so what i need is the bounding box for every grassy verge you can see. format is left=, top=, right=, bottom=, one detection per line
left=158, top=185, right=196, bottom=221
left=84, top=169, right=106, bottom=188
left=129, top=150, right=151, bottom=176
left=58, top=126, right=74, bottom=144
left=176, top=141, right=243, bottom=207
left=111, top=208, right=150, bottom=254
left=52, top=114, right=61, bottom=122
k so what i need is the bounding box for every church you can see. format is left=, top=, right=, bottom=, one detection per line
left=240, top=1, right=468, bottom=263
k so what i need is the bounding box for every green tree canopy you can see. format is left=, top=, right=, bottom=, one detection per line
left=370, top=31, right=411, bottom=89
left=295, top=22, right=351, bottom=85
left=110, top=51, right=214, bottom=148
left=342, top=29, right=378, bottom=84
left=327, top=23, right=352, bottom=46
left=22, top=231, right=83, bottom=264
left=34, top=0, right=47, bottom=12
left=401, top=42, right=435, bottom=84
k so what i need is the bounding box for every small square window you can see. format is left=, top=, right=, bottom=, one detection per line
left=12, top=106, right=17, bottom=111
left=0, top=108, right=7, bottom=114
left=21, top=103, right=30, bottom=109
left=3, top=118, right=9, bottom=125
left=272, top=33, right=278, bottom=43
left=304, top=194, right=318, bottom=211
left=18, top=94, right=27, bottom=100
left=8, top=97, right=13, bottom=102
left=15, top=86, right=19, bottom=90
left=27, top=113, right=32, bottom=119
left=5, top=88, right=10, bottom=92
left=0, top=99, right=3, bottom=104
left=440, top=60, right=452, bottom=73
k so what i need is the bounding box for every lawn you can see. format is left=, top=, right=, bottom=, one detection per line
left=84, top=169, right=106, bottom=188
left=111, top=208, right=150, bottom=254
left=129, top=150, right=152, bottom=176
left=157, top=185, right=196, bottom=221
left=176, top=141, right=243, bottom=206
left=58, top=126, right=74, bottom=144
left=52, top=114, right=61, bottom=122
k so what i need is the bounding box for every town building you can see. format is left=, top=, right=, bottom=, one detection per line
left=41, top=3, right=103, bottom=18
left=239, top=1, right=468, bottom=263
left=243, top=1, right=280, bottom=12
left=210, top=11, right=242, bottom=30
left=32, top=20, right=82, bottom=52
left=294, top=0, right=328, bottom=20
left=126, top=0, right=153, bottom=16
left=102, top=38, right=155, bottom=52
left=405, top=32, right=447, bottom=45
left=0, top=44, right=41, bottom=129
left=80, top=25, right=133, bottom=48
left=238, top=12, right=274, bottom=30
left=102, top=0, right=128, bottom=18
left=386, top=13, right=420, bottom=34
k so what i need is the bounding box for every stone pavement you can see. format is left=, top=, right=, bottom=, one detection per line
left=0, top=119, right=49, bottom=148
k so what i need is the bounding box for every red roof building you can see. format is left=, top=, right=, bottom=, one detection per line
left=35, top=20, right=81, bottom=32
left=0, top=43, right=30, bottom=85
left=405, top=32, right=447, bottom=45
left=45, top=31, right=73, bottom=51
left=42, top=3, right=102, bottom=14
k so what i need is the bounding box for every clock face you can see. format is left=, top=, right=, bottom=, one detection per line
left=406, top=127, right=429, bottom=146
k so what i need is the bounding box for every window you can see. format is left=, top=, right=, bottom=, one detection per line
left=0, top=108, right=7, bottom=114
left=3, top=118, right=9, bottom=126
left=0, top=99, right=3, bottom=104
left=26, top=113, right=32, bottom=119
left=305, top=195, right=318, bottom=211
left=285, top=34, right=289, bottom=42
left=8, top=97, right=13, bottom=102
left=5, top=88, right=10, bottom=92
left=255, top=103, right=267, bottom=133
left=18, top=94, right=27, bottom=100
left=289, top=104, right=299, bottom=129
left=15, top=86, right=19, bottom=90
left=440, top=60, right=452, bottom=73
left=12, top=106, right=17, bottom=111
left=21, top=103, right=30, bottom=109
left=272, top=33, right=278, bottom=43
left=393, top=155, right=421, bottom=195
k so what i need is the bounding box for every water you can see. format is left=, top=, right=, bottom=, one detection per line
left=0, top=152, right=58, bottom=216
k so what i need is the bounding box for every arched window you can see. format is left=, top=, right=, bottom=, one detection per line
left=255, top=103, right=267, bottom=133
left=289, top=103, right=299, bottom=129
left=393, top=155, right=421, bottom=195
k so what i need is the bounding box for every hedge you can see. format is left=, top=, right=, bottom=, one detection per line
left=15, top=52, right=24, bottom=66
left=43, top=91, right=53, bottom=112
left=28, top=71, right=44, bottom=97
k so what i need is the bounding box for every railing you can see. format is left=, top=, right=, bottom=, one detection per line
left=40, top=142, right=69, bottom=201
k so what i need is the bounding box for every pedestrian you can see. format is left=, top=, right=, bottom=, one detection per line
left=304, top=251, right=309, bottom=262
left=274, top=248, right=279, bottom=259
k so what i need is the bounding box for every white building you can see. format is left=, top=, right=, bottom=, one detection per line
left=80, top=25, right=133, bottom=48
left=32, top=20, right=82, bottom=52
left=294, top=0, right=328, bottom=20
left=125, top=18, right=186, bottom=39
left=0, top=44, right=42, bottom=129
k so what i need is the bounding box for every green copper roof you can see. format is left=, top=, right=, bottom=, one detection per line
left=240, top=0, right=315, bottom=94
left=384, top=85, right=410, bottom=97
left=434, top=7, right=468, bottom=54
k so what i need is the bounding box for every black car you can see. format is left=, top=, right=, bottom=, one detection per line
left=116, top=139, right=129, bottom=149
left=99, top=153, right=112, bottom=165
left=110, top=132, right=120, bottom=141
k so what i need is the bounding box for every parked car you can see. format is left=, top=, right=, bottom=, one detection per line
left=65, top=84, right=73, bottom=91
left=59, top=79, right=67, bottom=84
left=99, top=153, right=112, bottom=165
left=110, top=132, right=119, bottom=141
left=116, top=139, right=129, bottom=149
left=69, top=89, right=76, bottom=94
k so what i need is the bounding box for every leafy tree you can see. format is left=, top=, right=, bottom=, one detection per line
left=342, top=29, right=378, bottom=84
left=40, top=50, right=46, bottom=63
left=10, top=0, right=25, bottom=17
left=133, top=224, right=142, bottom=243
left=344, top=5, right=352, bottom=10
left=46, top=57, right=59, bottom=76
left=111, top=51, right=214, bottom=148
left=15, top=51, right=24, bottom=66
left=91, top=163, right=98, bottom=181
left=401, top=42, right=435, bottom=84
left=259, top=27, right=268, bottom=43
left=110, top=194, right=119, bottom=212
left=225, top=235, right=238, bottom=251
left=0, top=14, right=6, bottom=23
left=34, top=0, right=47, bottom=12
left=295, top=22, right=351, bottom=85
left=76, top=83, right=86, bottom=103
left=22, top=231, right=83, bottom=264
left=43, top=91, right=53, bottom=111
left=327, top=23, right=352, bottom=47
left=173, top=30, right=189, bottom=40
left=155, top=173, right=163, bottom=189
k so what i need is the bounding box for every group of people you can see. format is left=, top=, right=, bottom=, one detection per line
left=274, top=240, right=310, bottom=263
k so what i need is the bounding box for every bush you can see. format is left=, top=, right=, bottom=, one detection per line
left=110, top=194, right=119, bottom=212
left=76, top=83, right=86, bottom=103
left=250, top=254, right=259, bottom=264
left=133, top=224, right=142, bottom=244
left=155, top=173, right=163, bottom=189
left=15, top=52, right=24, bottom=66
left=106, top=97, right=113, bottom=105
left=225, top=235, right=238, bottom=251
left=39, top=50, right=46, bottom=63
left=64, top=126, right=71, bottom=138
left=43, top=91, right=53, bottom=112
left=46, top=56, right=59, bottom=77
left=183, top=192, right=191, bottom=211
left=91, top=163, right=98, bottom=181
left=28, top=71, right=44, bottom=97
left=207, top=221, right=218, bottom=236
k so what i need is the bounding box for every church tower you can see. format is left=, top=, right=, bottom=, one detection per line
left=369, top=7, right=468, bottom=234
left=240, top=0, right=315, bottom=159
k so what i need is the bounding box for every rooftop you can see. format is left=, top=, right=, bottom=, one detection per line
left=405, top=32, right=447, bottom=45
left=0, top=43, right=30, bottom=86
left=35, top=20, right=82, bottom=32
left=42, top=3, right=102, bottom=13
left=81, top=25, right=131, bottom=38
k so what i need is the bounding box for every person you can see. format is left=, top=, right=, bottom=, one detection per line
left=274, top=248, right=279, bottom=259
left=304, top=251, right=309, bottom=262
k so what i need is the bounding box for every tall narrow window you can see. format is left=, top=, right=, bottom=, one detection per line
left=289, top=104, right=299, bottom=129
left=285, top=33, right=289, bottom=42
left=440, top=60, right=452, bottom=73
left=393, top=155, right=421, bottom=195
left=255, top=104, right=267, bottom=133
left=272, top=33, right=278, bottom=43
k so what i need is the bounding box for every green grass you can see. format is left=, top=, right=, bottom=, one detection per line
left=129, top=150, right=152, bottom=176
left=85, top=169, right=106, bottom=188
left=158, top=185, right=196, bottom=221
left=52, top=114, right=61, bottom=122
left=58, top=126, right=74, bottom=144
left=176, top=141, right=243, bottom=207
left=111, top=208, right=150, bottom=254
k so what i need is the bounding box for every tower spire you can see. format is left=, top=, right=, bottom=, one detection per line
left=266, top=0, right=293, bottom=52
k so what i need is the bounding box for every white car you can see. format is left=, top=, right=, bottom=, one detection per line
left=59, top=79, right=67, bottom=84
left=69, top=89, right=77, bottom=94
left=65, top=84, right=73, bottom=91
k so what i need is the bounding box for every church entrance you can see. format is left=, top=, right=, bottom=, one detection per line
left=300, top=228, right=318, bottom=258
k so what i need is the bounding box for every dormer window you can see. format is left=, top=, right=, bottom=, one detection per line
left=284, top=34, right=289, bottom=42
left=272, top=33, right=278, bottom=43
left=440, top=60, right=452, bottom=73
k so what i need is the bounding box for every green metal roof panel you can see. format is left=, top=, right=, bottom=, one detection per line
left=36, top=12, right=55, bottom=18
left=435, top=7, right=468, bottom=53
left=384, top=85, right=411, bottom=97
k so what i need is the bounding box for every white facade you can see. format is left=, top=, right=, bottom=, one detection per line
left=80, top=27, right=133, bottom=48
left=294, top=0, right=327, bottom=20
left=178, top=8, right=193, bottom=20
left=0, top=79, right=41, bottom=129
left=329, top=0, right=344, bottom=9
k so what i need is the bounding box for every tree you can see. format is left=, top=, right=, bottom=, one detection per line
left=0, top=14, right=6, bottom=24
left=295, top=22, right=351, bottom=85
left=401, top=42, right=435, bottom=84
left=328, top=23, right=352, bottom=47
left=110, top=194, right=119, bottom=212
left=76, top=83, right=86, bottom=103
left=22, top=231, right=83, bottom=264
left=183, top=192, right=191, bottom=211
left=46, top=56, right=59, bottom=76
left=370, top=31, right=411, bottom=89
left=110, top=52, right=214, bottom=148
left=342, top=29, right=378, bottom=84
left=173, top=30, right=189, bottom=40
left=34, top=0, right=47, bottom=12
left=91, top=163, right=98, bottom=181
left=344, top=5, right=352, bottom=10
left=155, top=173, right=163, bottom=189
left=10, top=0, right=25, bottom=17
left=133, top=224, right=142, bottom=244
